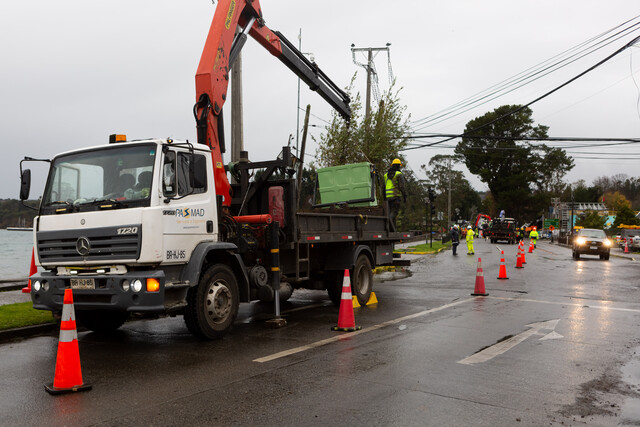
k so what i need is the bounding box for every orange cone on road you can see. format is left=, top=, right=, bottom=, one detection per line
left=528, top=241, right=534, bottom=253
left=625, top=240, right=629, bottom=254
left=45, top=289, right=91, bottom=395
left=515, top=245, right=524, bottom=269
left=497, top=251, right=509, bottom=279
left=520, top=241, right=527, bottom=264
left=471, top=258, right=489, bottom=296
left=22, top=248, right=37, bottom=293
left=332, top=270, right=362, bottom=332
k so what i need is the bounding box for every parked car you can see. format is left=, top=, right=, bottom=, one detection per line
left=618, top=229, right=640, bottom=251
left=572, top=228, right=611, bottom=260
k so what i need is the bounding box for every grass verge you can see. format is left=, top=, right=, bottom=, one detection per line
left=0, top=302, right=56, bottom=331
left=395, top=241, right=450, bottom=254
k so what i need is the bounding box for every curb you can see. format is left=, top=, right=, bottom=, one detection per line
left=0, top=323, right=57, bottom=343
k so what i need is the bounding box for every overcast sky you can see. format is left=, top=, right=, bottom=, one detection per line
left=2, top=0, right=640, bottom=199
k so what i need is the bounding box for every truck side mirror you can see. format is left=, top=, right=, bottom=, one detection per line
left=20, top=169, right=31, bottom=200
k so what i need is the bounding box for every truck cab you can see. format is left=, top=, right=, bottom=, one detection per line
left=25, top=137, right=229, bottom=333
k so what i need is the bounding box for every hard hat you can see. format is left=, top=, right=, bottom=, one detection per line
left=533, top=226, right=537, bottom=230
left=392, top=158, right=402, bottom=166
left=467, top=225, right=472, bottom=229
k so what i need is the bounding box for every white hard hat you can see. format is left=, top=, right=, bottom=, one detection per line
left=467, top=225, right=472, bottom=229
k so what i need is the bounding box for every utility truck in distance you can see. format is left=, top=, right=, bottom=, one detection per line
left=19, top=0, right=411, bottom=340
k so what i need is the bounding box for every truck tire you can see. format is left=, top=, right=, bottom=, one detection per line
left=184, top=264, right=239, bottom=340
left=76, top=311, right=129, bottom=334
left=352, top=254, right=373, bottom=306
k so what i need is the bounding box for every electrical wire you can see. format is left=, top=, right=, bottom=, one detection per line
left=409, top=16, right=640, bottom=132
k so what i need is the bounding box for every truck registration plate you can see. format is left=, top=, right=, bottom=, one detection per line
left=590, top=246, right=597, bottom=250
left=70, top=278, right=95, bottom=290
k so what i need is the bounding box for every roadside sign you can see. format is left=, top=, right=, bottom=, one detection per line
left=544, top=219, right=559, bottom=229
left=549, top=225, right=555, bottom=231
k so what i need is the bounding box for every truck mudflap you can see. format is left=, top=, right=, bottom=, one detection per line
left=30, top=270, right=170, bottom=313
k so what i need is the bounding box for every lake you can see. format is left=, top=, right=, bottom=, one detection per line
left=0, top=229, right=35, bottom=281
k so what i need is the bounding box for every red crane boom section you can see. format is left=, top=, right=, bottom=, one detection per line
left=195, top=0, right=350, bottom=208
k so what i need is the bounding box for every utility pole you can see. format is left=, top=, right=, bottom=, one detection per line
left=350, top=44, right=391, bottom=122
left=231, top=49, right=244, bottom=179
left=447, top=156, right=452, bottom=229
left=295, top=29, right=314, bottom=157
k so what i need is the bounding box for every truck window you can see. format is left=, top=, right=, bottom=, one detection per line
left=177, top=152, right=207, bottom=195
left=163, top=151, right=176, bottom=197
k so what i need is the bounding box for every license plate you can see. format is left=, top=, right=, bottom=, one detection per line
left=70, top=278, right=95, bottom=290
left=590, top=246, right=597, bottom=250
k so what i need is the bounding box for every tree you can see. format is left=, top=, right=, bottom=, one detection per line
left=613, top=204, right=640, bottom=227
left=576, top=210, right=606, bottom=229
left=604, top=191, right=631, bottom=212
left=455, top=105, right=573, bottom=222
left=316, top=78, right=410, bottom=191
left=420, top=155, right=481, bottom=222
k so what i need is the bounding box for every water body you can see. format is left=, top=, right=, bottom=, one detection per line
left=0, top=229, right=34, bottom=281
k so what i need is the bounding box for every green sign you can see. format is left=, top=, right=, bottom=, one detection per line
left=543, top=219, right=559, bottom=228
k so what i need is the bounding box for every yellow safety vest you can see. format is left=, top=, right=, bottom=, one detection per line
left=384, top=171, right=402, bottom=199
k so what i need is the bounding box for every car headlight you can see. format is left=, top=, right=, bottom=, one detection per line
left=576, top=237, right=586, bottom=245
left=603, top=239, right=612, bottom=247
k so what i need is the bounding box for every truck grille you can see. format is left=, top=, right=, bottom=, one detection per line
left=37, top=224, right=142, bottom=263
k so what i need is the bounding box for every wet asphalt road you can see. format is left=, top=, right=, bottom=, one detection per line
left=2, top=239, right=640, bottom=426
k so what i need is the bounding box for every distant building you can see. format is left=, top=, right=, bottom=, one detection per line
left=550, top=199, right=609, bottom=233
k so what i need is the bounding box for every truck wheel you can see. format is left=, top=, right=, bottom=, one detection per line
left=76, top=311, right=129, bottom=334
left=184, top=264, right=239, bottom=340
left=352, top=255, right=373, bottom=306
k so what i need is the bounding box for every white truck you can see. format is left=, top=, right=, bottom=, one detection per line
left=19, top=0, right=410, bottom=340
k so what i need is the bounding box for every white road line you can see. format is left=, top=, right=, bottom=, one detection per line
left=458, top=319, right=559, bottom=365
left=488, top=296, right=640, bottom=313
left=253, top=297, right=475, bottom=363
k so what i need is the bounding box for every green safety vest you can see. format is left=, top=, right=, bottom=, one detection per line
left=384, top=171, right=402, bottom=199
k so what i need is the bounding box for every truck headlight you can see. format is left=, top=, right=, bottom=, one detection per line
left=576, top=237, right=586, bottom=245
left=33, top=280, right=41, bottom=291
left=131, top=279, right=143, bottom=293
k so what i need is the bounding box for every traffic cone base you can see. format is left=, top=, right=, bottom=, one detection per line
left=45, top=289, right=91, bottom=395
left=471, top=257, right=489, bottom=296
left=332, top=270, right=361, bottom=332
left=366, top=291, right=378, bottom=305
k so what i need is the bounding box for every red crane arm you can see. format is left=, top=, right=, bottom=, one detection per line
left=195, top=0, right=350, bottom=208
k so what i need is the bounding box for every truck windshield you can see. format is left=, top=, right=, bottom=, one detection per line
left=41, top=144, right=156, bottom=214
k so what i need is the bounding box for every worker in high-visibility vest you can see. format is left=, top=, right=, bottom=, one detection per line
left=466, top=225, right=475, bottom=255
left=384, top=158, right=407, bottom=230
left=529, top=226, right=539, bottom=248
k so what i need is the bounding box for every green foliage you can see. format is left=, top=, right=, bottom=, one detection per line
left=576, top=210, right=606, bottom=229
left=0, top=302, right=55, bottom=330
left=455, top=105, right=573, bottom=222
left=421, top=155, right=482, bottom=222
left=613, top=204, right=640, bottom=227
left=0, top=199, right=38, bottom=229
left=315, top=77, right=410, bottom=186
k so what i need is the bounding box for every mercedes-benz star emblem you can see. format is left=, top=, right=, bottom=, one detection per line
left=76, top=237, right=91, bottom=256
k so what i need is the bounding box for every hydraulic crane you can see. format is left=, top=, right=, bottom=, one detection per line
left=194, top=0, right=351, bottom=207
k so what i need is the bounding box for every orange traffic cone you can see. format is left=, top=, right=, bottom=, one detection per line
left=471, top=258, right=489, bottom=296
left=332, top=270, right=362, bottom=332
left=520, top=242, right=527, bottom=264
left=625, top=240, right=629, bottom=254
left=497, top=251, right=509, bottom=279
left=528, top=241, right=534, bottom=253
left=22, top=248, right=37, bottom=293
left=45, top=289, right=91, bottom=395
left=515, top=245, right=524, bottom=269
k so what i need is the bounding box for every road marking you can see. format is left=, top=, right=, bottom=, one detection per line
left=253, top=297, right=475, bottom=363
left=488, top=296, right=640, bottom=313
left=458, top=319, right=560, bottom=365
left=540, top=331, right=563, bottom=341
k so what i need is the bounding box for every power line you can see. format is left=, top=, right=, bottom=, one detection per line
left=409, top=15, right=640, bottom=132
left=403, top=33, right=640, bottom=152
